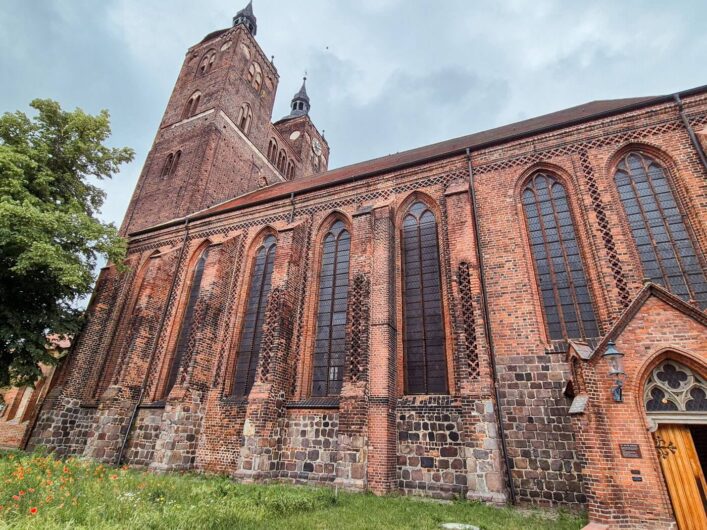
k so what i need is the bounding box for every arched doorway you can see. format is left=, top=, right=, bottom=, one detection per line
left=645, top=359, right=707, bottom=529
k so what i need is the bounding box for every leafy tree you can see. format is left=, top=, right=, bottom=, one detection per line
left=0, top=99, right=134, bottom=387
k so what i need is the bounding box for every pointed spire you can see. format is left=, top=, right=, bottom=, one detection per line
left=233, top=1, right=257, bottom=36
left=288, top=76, right=311, bottom=117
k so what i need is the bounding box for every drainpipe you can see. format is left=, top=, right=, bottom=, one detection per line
left=465, top=147, right=517, bottom=504
left=116, top=217, right=191, bottom=465
left=673, top=93, right=707, bottom=173
left=288, top=192, right=297, bottom=223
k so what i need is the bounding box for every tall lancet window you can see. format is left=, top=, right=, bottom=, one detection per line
left=233, top=235, right=277, bottom=396
left=522, top=173, right=599, bottom=339
left=163, top=247, right=210, bottom=398
left=614, top=152, right=707, bottom=307
left=312, top=220, right=350, bottom=397
left=402, top=201, right=448, bottom=394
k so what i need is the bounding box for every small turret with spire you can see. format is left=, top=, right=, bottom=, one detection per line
left=233, top=1, right=257, bottom=36
left=288, top=77, right=311, bottom=118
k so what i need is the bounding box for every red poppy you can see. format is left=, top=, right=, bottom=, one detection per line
left=19, top=490, right=25, bottom=495
left=29, top=507, right=38, bottom=515
left=12, top=495, right=19, bottom=501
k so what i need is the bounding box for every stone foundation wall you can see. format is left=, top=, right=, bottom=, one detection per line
left=396, top=396, right=467, bottom=499
left=28, top=396, right=96, bottom=457
left=151, top=392, right=204, bottom=472
left=123, top=408, right=163, bottom=466
left=497, top=354, right=585, bottom=505
left=279, top=410, right=339, bottom=484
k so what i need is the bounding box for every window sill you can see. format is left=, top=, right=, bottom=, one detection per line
left=220, top=396, right=249, bottom=406
left=286, top=397, right=340, bottom=409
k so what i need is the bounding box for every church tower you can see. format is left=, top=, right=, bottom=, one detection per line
left=121, top=2, right=327, bottom=234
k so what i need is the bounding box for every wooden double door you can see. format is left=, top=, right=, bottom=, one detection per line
left=655, top=424, right=707, bottom=530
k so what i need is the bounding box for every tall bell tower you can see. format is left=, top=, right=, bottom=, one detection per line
left=121, top=2, right=325, bottom=234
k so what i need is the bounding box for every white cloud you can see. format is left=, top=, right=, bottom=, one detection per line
left=1, top=0, right=705, bottom=230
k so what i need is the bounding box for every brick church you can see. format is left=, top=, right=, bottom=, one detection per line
left=26, top=4, right=707, bottom=529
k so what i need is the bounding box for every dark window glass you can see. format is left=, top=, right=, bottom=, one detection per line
left=163, top=247, right=209, bottom=398
left=402, top=202, right=448, bottom=394
left=615, top=152, right=707, bottom=308
left=312, top=221, right=350, bottom=397
left=522, top=174, right=599, bottom=339
left=161, top=154, right=173, bottom=177
left=233, top=235, right=277, bottom=396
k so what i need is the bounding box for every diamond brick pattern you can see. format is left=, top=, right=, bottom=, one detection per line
left=24, top=20, right=707, bottom=529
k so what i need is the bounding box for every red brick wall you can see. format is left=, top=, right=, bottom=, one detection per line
left=121, top=26, right=328, bottom=235
left=29, top=26, right=707, bottom=527
left=575, top=293, right=706, bottom=528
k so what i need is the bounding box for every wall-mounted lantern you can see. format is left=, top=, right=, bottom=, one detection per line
left=603, top=340, right=625, bottom=402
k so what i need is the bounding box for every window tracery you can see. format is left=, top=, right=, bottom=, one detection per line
left=614, top=152, right=707, bottom=308
left=402, top=201, right=448, bottom=394
left=311, top=220, right=350, bottom=397
left=161, top=150, right=181, bottom=179
left=247, top=62, right=262, bottom=92
left=232, top=235, right=277, bottom=396
left=162, top=247, right=210, bottom=398
left=237, top=103, right=252, bottom=134
left=645, top=360, right=707, bottom=413
left=182, top=91, right=201, bottom=119
left=521, top=173, right=599, bottom=339
left=198, top=50, right=216, bottom=76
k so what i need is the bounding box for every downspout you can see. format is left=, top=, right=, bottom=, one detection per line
left=465, top=147, right=517, bottom=504
left=116, top=217, right=191, bottom=465
left=289, top=192, right=296, bottom=223
left=674, top=93, right=707, bottom=173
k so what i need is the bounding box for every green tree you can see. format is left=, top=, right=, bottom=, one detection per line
left=0, top=99, right=134, bottom=387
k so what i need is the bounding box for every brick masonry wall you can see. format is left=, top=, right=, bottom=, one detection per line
left=573, top=293, right=707, bottom=529
left=28, top=61, right=707, bottom=530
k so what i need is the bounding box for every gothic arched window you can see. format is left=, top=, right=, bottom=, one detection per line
left=312, top=220, right=350, bottom=397
left=162, top=247, right=210, bottom=399
left=286, top=160, right=295, bottom=179
left=232, top=235, right=277, bottom=396
left=277, top=150, right=287, bottom=172
left=267, top=138, right=278, bottom=162
left=645, top=360, right=707, bottom=413
left=522, top=173, right=599, bottom=340
left=182, top=91, right=201, bottom=119
left=402, top=201, right=448, bottom=394
left=247, top=62, right=262, bottom=91
left=160, top=150, right=181, bottom=179
left=237, top=103, right=252, bottom=134
left=614, top=152, right=707, bottom=307
left=198, top=50, right=216, bottom=76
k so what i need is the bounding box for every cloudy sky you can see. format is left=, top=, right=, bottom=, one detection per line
left=1, top=0, right=705, bottom=228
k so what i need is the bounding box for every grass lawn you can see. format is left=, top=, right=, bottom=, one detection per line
left=0, top=450, right=586, bottom=529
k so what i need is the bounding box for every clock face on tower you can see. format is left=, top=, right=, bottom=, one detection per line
left=311, top=137, right=322, bottom=156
